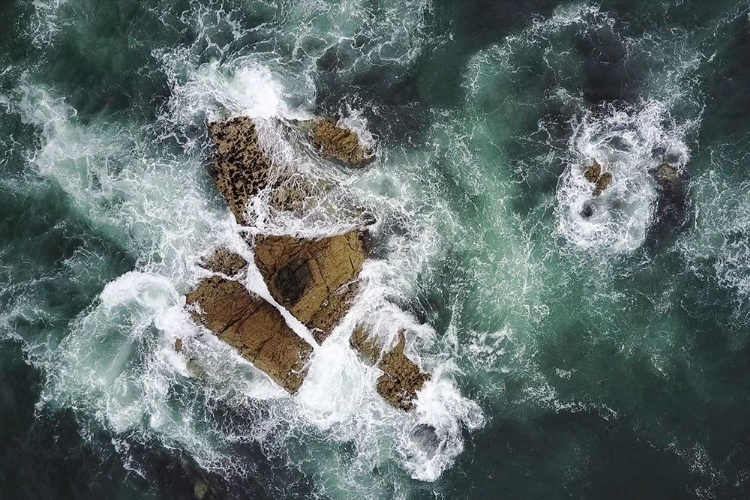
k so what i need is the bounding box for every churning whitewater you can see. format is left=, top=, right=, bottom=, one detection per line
left=3, top=0, right=750, bottom=498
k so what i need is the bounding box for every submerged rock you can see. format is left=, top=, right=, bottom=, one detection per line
left=198, top=247, right=248, bottom=277
left=254, top=231, right=366, bottom=344
left=646, top=162, right=690, bottom=249
left=306, top=119, right=375, bottom=168
left=185, top=276, right=312, bottom=393
left=580, top=202, right=594, bottom=219
left=350, top=327, right=430, bottom=411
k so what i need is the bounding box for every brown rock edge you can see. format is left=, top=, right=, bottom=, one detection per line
left=583, top=160, right=613, bottom=196
left=198, top=247, right=249, bottom=277
left=186, top=274, right=312, bottom=393
left=208, top=117, right=276, bottom=225
left=183, top=115, right=428, bottom=410
left=350, top=327, right=430, bottom=411
left=308, top=119, right=375, bottom=168
left=254, top=232, right=366, bottom=344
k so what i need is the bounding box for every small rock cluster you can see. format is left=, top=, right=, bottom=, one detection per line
left=183, top=115, right=428, bottom=410
left=583, top=160, right=613, bottom=197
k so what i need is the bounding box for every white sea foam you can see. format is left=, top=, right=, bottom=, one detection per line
left=555, top=100, right=692, bottom=253
left=6, top=19, right=483, bottom=499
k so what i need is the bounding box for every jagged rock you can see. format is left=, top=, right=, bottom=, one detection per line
left=209, top=116, right=334, bottom=222
left=655, top=163, right=680, bottom=186
left=185, top=276, right=313, bottom=393
left=198, top=247, right=248, bottom=277
left=583, top=160, right=613, bottom=197
left=254, top=232, right=366, bottom=344
left=593, top=171, right=613, bottom=196
left=583, top=161, right=602, bottom=183
left=175, top=338, right=184, bottom=353
left=350, top=327, right=430, bottom=411
left=307, top=119, right=375, bottom=167
left=208, top=117, right=275, bottom=224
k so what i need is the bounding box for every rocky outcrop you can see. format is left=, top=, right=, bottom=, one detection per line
left=655, top=163, right=680, bottom=186
left=208, top=117, right=276, bottom=224
left=350, top=327, right=430, bottom=411
left=254, top=232, right=366, bottom=344
left=186, top=276, right=313, bottom=393
left=583, top=160, right=613, bottom=196
left=583, top=161, right=601, bottom=183
left=307, top=119, right=375, bottom=168
left=198, top=247, right=248, bottom=277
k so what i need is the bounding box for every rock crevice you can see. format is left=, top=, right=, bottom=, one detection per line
left=186, top=275, right=313, bottom=393
left=254, top=232, right=366, bottom=344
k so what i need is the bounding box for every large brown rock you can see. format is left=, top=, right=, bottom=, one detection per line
left=308, top=119, right=375, bottom=168
left=254, top=232, right=366, bottom=344
left=208, top=117, right=275, bottom=224
left=186, top=276, right=313, bottom=393
left=350, top=327, right=430, bottom=411
left=208, top=117, right=319, bottom=224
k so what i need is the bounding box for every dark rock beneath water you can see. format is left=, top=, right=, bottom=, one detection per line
left=580, top=203, right=594, bottom=219
left=350, top=327, right=430, bottom=411
left=254, top=232, right=367, bottom=344
left=646, top=163, right=690, bottom=249
left=185, top=276, right=312, bottom=393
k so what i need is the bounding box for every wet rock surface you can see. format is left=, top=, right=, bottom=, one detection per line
left=198, top=248, right=248, bottom=277
left=350, top=327, right=430, bottom=411
left=307, top=119, right=375, bottom=167
left=254, top=232, right=366, bottom=344
left=186, top=276, right=313, bottom=393
left=583, top=161, right=601, bottom=183
left=208, top=117, right=276, bottom=224
left=583, top=160, right=613, bottom=196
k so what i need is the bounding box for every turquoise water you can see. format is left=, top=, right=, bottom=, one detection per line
left=2, top=0, right=750, bottom=498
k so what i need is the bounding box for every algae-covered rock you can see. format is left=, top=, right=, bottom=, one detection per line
left=254, top=232, right=366, bottom=344
left=198, top=247, right=248, bottom=277
left=308, top=119, right=375, bottom=168
left=350, top=327, right=430, bottom=411
left=185, top=276, right=312, bottom=393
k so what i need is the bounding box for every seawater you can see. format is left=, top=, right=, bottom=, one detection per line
left=2, top=0, right=750, bottom=498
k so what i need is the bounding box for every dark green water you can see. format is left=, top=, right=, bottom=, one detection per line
left=2, top=0, right=750, bottom=498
